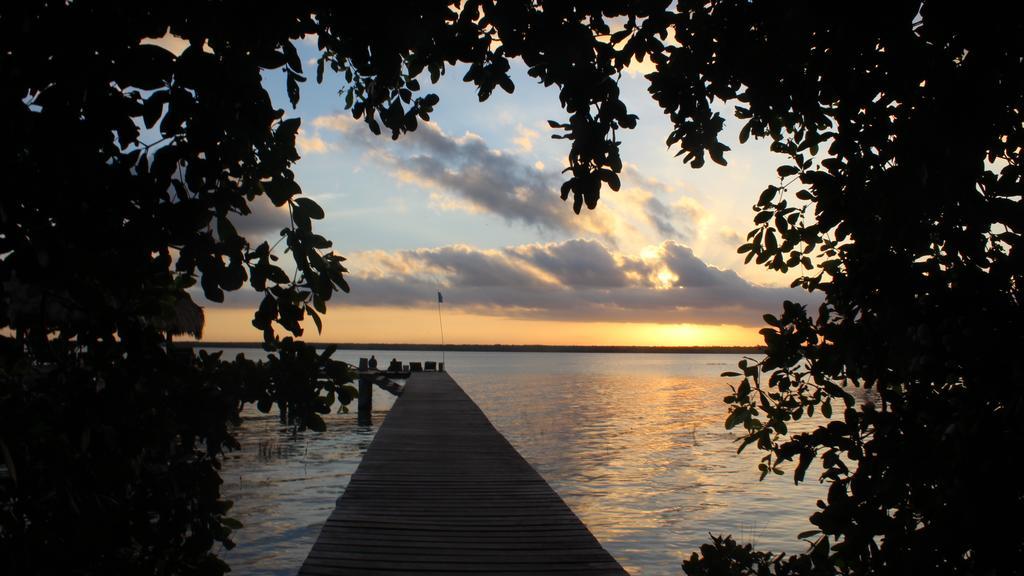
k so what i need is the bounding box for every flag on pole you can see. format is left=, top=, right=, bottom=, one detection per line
left=437, top=290, right=446, bottom=368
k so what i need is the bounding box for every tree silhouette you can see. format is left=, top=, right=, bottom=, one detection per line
left=2, top=2, right=1022, bottom=574
left=652, top=4, right=1024, bottom=574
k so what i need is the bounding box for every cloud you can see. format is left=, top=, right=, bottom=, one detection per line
left=311, top=114, right=357, bottom=133
left=308, top=115, right=716, bottom=252
left=230, top=193, right=290, bottom=240
left=420, top=245, right=547, bottom=289
left=342, top=239, right=819, bottom=326
left=643, top=196, right=681, bottom=238
left=297, top=128, right=332, bottom=155
left=507, top=239, right=630, bottom=288
left=512, top=124, right=539, bottom=152
left=311, top=115, right=624, bottom=239
left=718, top=228, right=745, bottom=247
left=612, top=164, right=706, bottom=243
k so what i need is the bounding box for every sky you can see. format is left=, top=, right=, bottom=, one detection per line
left=194, top=36, right=818, bottom=346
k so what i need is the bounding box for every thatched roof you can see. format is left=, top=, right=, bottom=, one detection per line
left=153, top=289, right=205, bottom=338
left=165, top=294, right=205, bottom=339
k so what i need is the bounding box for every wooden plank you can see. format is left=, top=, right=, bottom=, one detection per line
left=299, top=371, right=627, bottom=575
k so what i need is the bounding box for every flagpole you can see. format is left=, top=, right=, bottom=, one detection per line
left=437, top=291, right=445, bottom=369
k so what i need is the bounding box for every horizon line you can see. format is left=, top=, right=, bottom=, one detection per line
left=179, top=341, right=765, bottom=354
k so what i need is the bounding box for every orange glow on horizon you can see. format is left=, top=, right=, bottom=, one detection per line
left=197, top=306, right=762, bottom=347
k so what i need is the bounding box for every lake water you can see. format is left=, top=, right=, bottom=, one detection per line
left=215, top=349, right=831, bottom=575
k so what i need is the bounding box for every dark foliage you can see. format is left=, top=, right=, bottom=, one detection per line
left=0, top=3, right=356, bottom=574
left=654, top=2, right=1024, bottom=574
left=0, top=2, right=648, bottom=573
left=682, top=534, right=835, bottom=576
left=2, top=1, right=1021, bottom=574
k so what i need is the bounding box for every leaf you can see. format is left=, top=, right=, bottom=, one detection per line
left=739, top=122, right=751, bottom=144
left=286, top=71, right=301, bottom=108
left=306, top=413, right=326, bottom=432
left=201, top=270, right=224, bottom=303
left=264, top=177, right=300, bottom=206
left=709, top=145, right=728, bottom=166
left=266, top=265, right=290, bottom=284
left=293, top=197, right=325, bottom=220
left=737, top=380, right=751, bottom=398
left=125, top=44, right=174, bottom=90
left=217, top=215, right=238, bottom=243
left=257, top=397, right=272, bottom=413
left=277, top=117, right=301, bottom=139
left=795, top=449, right=813, bottom=484
left=308, top=306, right=322, bottom=334
left=777, top=165, right=800, bottom=178
left=758, top=186, right=779, bottom=206
left=725, top=407, right=746, bottom=430
left=598, top=169, right=621, bottom=191
left=610, top=29, right=631, bottom=44
left=774, top=420, right=788, bottom=435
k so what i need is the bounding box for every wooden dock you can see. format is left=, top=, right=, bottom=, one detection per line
left=299, top=371, right=628, bottom=575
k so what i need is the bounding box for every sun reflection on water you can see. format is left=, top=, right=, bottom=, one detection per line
left=216, top=350, right=835, bottom=576
left=451, top=352, right=830, bottom=575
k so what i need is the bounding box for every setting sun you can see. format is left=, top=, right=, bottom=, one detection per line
left=200, top=306, right=762, bottom=346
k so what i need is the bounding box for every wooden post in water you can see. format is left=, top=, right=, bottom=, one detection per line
left=357, top=358, right=372, bottom=425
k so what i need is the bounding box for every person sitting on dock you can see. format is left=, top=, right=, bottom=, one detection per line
left=368, top=355, right=377, bottom=369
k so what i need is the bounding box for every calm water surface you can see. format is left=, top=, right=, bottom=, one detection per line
left=216, top=350, right=830, bottom=575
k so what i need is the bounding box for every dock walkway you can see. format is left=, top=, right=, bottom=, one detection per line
left=299, top=371, right=628, bottom=575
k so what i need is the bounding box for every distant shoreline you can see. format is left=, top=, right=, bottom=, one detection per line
left=181, top=342, right=764, bottom=355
